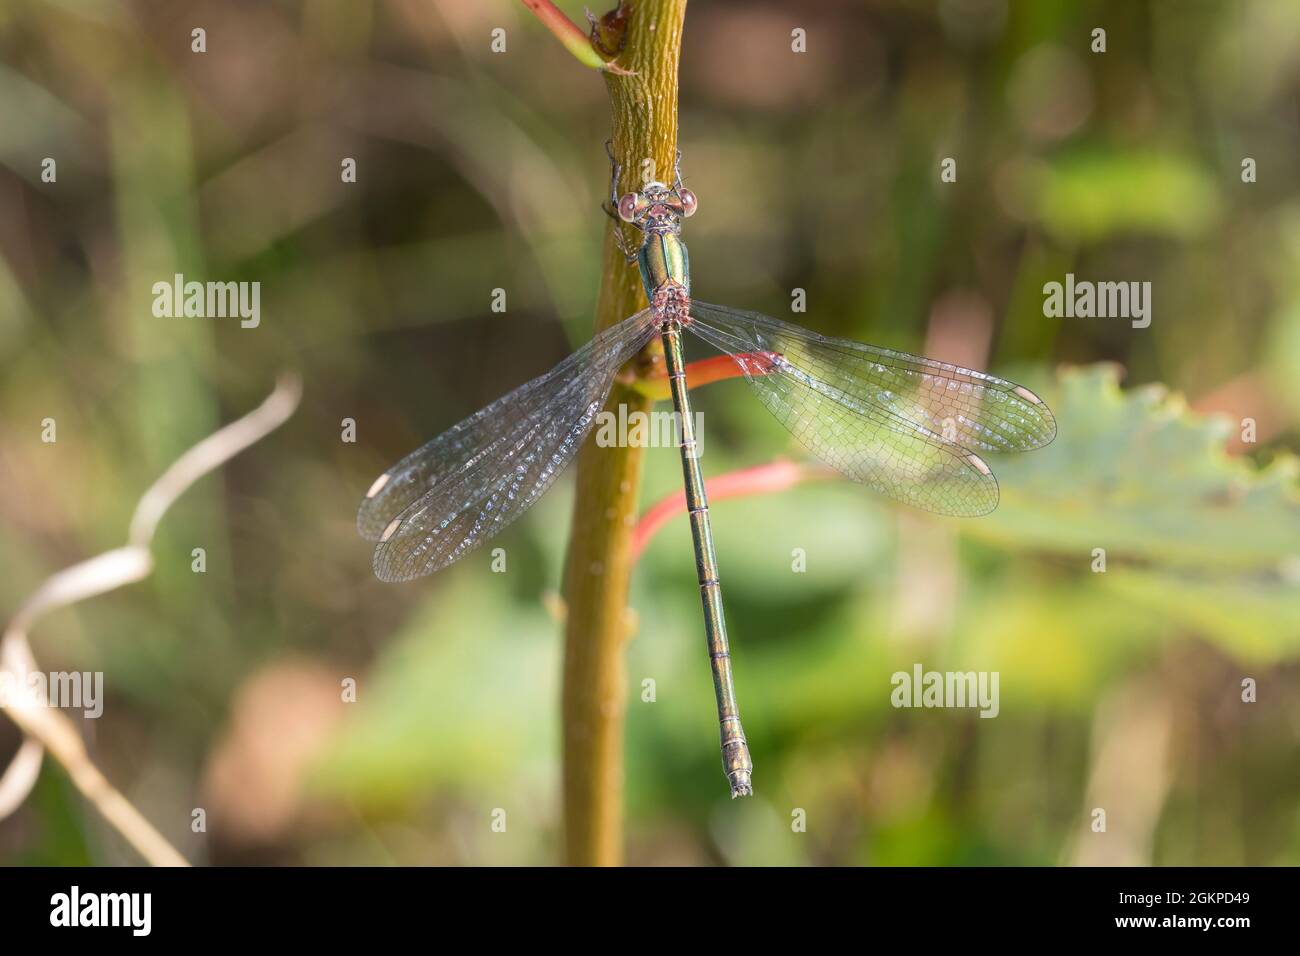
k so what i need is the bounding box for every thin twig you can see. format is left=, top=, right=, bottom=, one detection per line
left=0, top=374, right=302, bottom=866
left=0, top=734, right=43, bottom=819
left=129, top=374, right=302, bottom=545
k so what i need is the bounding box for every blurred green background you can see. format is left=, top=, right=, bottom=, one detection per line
left=1, top=0, right=1298, bottom=865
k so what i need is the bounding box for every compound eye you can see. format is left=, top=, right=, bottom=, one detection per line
left=617, top=192, right=641, bottom=222
left=679, top=188, right=698, bottom=217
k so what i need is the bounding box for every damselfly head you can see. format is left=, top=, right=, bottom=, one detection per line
left=621, top=182, right=697, bottom=223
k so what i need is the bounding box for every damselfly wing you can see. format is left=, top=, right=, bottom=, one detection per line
left=359, top=308, right=657, bottom=582
left=687, top=301, right=1056, bottom=517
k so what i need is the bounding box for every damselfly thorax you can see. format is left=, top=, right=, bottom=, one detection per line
left=616, top=178, right=695, bottom=329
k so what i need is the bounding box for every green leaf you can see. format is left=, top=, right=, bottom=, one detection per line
left=1023, top=148, right=1223, bottom=243
left=309, top=573, right=558, bottom=809
left=979, top=364, right=1300, bottom=569
left=1102, top=567, right=1300, bottom=663
left=970, top=363, right=1300, bottom=660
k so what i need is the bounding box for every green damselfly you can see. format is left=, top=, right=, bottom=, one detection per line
left=358, top=146, right=1056, bottom=798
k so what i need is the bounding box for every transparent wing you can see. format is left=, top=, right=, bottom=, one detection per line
left=688, top=301, right=1056, bottom=517
left=360, top=309, right=658, bottom=581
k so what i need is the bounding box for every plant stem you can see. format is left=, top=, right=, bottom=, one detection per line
left=520, top=0, right=615, bottom=72
left=560, top=0, right=686, bottom=867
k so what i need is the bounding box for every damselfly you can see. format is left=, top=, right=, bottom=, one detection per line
left=358, top=146, right=1056, bottom=798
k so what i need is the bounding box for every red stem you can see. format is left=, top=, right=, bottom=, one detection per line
left=630, top=350, right=781, bottom=400
left=629, top=458, right=837, bottom=563
left=520, top=0, right=633, bottom=73
left=520, top=0, right=602, bottom=68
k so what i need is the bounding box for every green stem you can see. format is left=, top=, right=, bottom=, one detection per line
left=560, top=0, right=686, bottom=867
